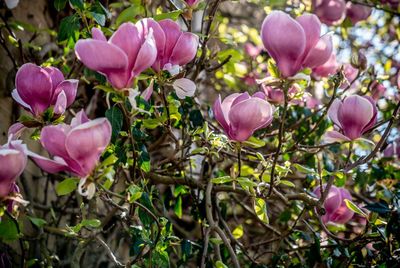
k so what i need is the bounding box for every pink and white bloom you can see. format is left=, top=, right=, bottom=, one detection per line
left=314, top=185, right=354, bottom=224
left=341, top=63, right=358, bottom=89
left=137, top=19, right=199, bottom=74
left=312, top=0, right=346, bottom=25
left=262, top=84, right=298, bottom=105
left=213, top=92, right=274, bottom=142
left=12, top=63, right=78, bottom=116
left=346, top=2, right=372, bottom=24
left=185, top=0, right=201, bottom=8
left=325, top=95, right=377, bottom=142
left=75, top=24, right=157, bottom=90
left=261, top=11, right=333, bottom=78
left=244, top=43, right=263, bottom=59
left=29, top=110, right=111, bottom=178
left=383, top=139, right=400, bottom=158
left=312, top=53, right=339, bottom=78
left=0, top=138, right=27, bottom=198
left=172, top=78, right=196, bottom=99
left=370, top=81, right=386, bottom=101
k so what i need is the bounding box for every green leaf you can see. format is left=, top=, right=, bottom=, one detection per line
left=211, top=176, right=232, bottom=184
left=58, top=15, right=80, bottom=42
left=174, top=196, right=183, bottom=219
left=54, top=0, right=68, bottom=11
left=254, top=198, right=269, bottom=224
left=232, top=224, right=243, bottom=239
left=138, top=144, right=151, bottom=172
left=0, top=214, right=19, bottom=241
left=28, top=216, right=47, bottom=228
left=81, top=219, right=101, bottom=228
left=154, top=10, right=182, bottom=21
left=293, top=163, right=315, bottom=174
left=56, top=178, right=79, bottom=196
left=69, top=0, right=84, bottom=10
left=280, top=180, right=296, bottom=188
left=105, top=106, right=123, bottom=142
left=344, top=199, right=368, bottom=218
left=89, top=2, right=110, bottom=26
left=128, top=185, right=143, bottom=203
left=215, top=261, right=228, bottom=268
left=116, top=5, right=144, bottom=26
left=143, top=118, right=162, bottom=129
left=243, top=136, right=266, bottom=148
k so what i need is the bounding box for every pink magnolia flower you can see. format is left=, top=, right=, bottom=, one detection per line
left=312, top=53, right=339, bottom=78
left=0, top=138, right=27, bottom=198
left=244, top=43, right=263, bottom=59
left=370, top=81, right=386, bottom=101
left=314, top=185, right=354, bottom=224
left=29, top=110, right=111, bottom=178
left=383, top=139, right=400, bottom=158
left=12, top=63, right=78, bottom=116
left=261, top=11, right=333, bottom=78
left=185, top=0, right=200, bottom=8
left=75, top=24, right=157, bottom=90
left=262, top=84, right=298, bottom=104
left=341, top=63, right=358, bottom=89
left=213, top=92, right=274, bottom=142
left=312, top=0, right=346, bottom=25
left=325, top=95, right=377, bottom=142
left=346, top=2, right=372, bottom=24
left=137, top=19, right=199, bottom=74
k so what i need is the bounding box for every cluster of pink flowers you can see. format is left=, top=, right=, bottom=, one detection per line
left=75, top=18, right=199, bottom=90
left=313, top=0, right=372, bottom=26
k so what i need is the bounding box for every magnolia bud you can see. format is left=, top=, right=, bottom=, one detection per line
left=351, top=51, right=368, bottom=71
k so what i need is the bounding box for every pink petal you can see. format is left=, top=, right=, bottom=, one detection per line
left=54, top=90, right=67, bottom=115
left=7, top=123, right=26, bottom=140
left=74, top=39, right=129, bottom=89
left=361, top=96, right=377, bottom=133
left=54, top=79, right=78, bottom=107
left=261, top=11, right=306, bottom=77
left=40, top=124, right=70, bottom=158
left=338, top=95, right=374, bottom=140
left=92, top=27, right=106, bottom=41
left=312, top=53, right=338, bottom=78
left=0, top=149, right=26, bottom=197
left=302, top=34, right=333, bottom=68
left=65, top=118, right=111, bottom=177
left=313, top=0, right=346, bottom=25
left=346, top=2, right=371, bottom=24
left=141, top=80, right=153, bottom=101
left=109, top=23, right=142, bottom=72
left=170, top=32, right=199, bottom=66
left=131, top=29, right=157, bottom=77
left=158, top=19, right=183, bottom=66
left=213, top=95, right=230, bottom=132
left=11, top=89, right=32, bottom=111
left=328, top=98, right=343, bottom=128
left=228, top=98, right=273, bottom=141
left=172, top=78, right=196, bottom=99
left=28, top=151, right=69, bottom=174
left=71, top=110, right=90, bottom=127
left=15, top=63, right=53, bottom=115
left=323, top=130, right=351, bottom=143
left=296, top=13, right=321, bottom=59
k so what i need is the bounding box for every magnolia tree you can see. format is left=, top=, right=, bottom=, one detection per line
left=0, top=0, right=400, bottom=267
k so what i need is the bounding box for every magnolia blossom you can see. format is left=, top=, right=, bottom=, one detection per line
left=370, top=81, right=386, bottom=100
left=262, top=84, right=298, bottom=104
left=325, top=95, right=377, bottom=142
left=312, top=53, right=339, bottom=78
left=0, top=138, right=27, bottom=198
left=137, top=18, right=199, bottom=75
left=244, top=43, right=263, bottom=58
left=383, top=139, right=400, bottom=158
left=312, top=0, right=346, bottom=25
left=213, top=92, right=274, bottom=142
left=12, top=63, right=78, bottom=116
left=346, top=2, right=372, bottom=24
left=314, top=185, right=354, bottom=224
left=29, top=110, right=111, bottom=178
left=75, top=24, right=157, bottom=90
left=341, top=63, right=358, bottom=89
left=185, top=0, right=200, bottom=8
left=261, top=11, right=333, bottom=78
